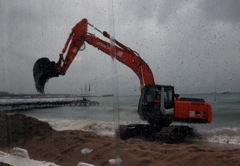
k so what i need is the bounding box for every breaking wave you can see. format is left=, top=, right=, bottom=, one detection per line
left=192, top=127, right=240, bottom=145
left=41, top=118, right=115, bottom=136
left=41, top=118, right=240, bottom=146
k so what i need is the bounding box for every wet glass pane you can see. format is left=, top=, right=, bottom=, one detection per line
left=1, top=0, right=240, bottom=166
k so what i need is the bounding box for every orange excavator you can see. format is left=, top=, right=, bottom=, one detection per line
left=33, top=18, right=212, bottom=142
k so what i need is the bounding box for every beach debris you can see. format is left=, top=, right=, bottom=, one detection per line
left=77, top=162, right=95, bottom=166
left=0, top=147, right=59, bottom=166
left=81, top=148, right=93, bottom=155
left=11, top=147, right=30, bottom=158
left=109, top=157, right=122, bottom=165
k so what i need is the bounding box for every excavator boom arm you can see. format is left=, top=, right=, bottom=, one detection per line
left=56, top=18, right=88, bottom=75
left=84, top=34, right=155, bottom=86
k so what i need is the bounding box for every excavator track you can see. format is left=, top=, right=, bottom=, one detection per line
left=119, top=124, right=193, bottom=143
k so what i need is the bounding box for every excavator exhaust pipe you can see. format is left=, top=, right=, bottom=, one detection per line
left=33, top=57, right=59, bottom=93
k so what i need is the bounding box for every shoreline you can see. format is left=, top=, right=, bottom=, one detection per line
left=183, top=140, right=240, bottom=150
left=1, top=113, right=240, bottom=166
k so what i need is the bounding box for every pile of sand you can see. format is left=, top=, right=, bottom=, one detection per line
left=0, top=113, right=240, bottom=166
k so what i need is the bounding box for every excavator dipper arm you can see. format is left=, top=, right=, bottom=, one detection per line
left=33, top=18, right=154, bottom=93
left=56, top=18, right=88, bottom=75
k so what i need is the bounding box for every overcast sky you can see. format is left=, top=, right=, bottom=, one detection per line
left=0, top=0, right=240, bottom=95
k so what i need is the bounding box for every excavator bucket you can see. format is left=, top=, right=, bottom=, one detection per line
left=33, top=57, right=59, bottom=93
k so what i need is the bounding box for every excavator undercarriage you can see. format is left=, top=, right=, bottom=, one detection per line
left=119, top=124, right=194, bottom=143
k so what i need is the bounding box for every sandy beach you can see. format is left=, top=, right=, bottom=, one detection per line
left=0, top=113, right=240, bottom=166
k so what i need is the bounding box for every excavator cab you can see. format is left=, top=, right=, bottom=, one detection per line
left=138, top=84, right=175, bottom=127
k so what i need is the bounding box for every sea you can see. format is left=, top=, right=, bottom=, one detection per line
left=18, top=93, right=240, bottom=146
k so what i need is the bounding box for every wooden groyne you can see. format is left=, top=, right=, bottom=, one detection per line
left=0, top=97, right=99, bottom=112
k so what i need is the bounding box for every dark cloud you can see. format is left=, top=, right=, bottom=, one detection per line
left=116, top=0, right=240, bottom=24
left=199, top=0, right=240, bottom=23
left=115, top=0, right=185, bottom=24
left=154, top=1, right=186, bottom=24
left=1, top=0, right=240, bottom=94
left=10, top=8, right=40, bottom=23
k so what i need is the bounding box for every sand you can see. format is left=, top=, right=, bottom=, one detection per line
left=0, top=113, right=240, bottom=166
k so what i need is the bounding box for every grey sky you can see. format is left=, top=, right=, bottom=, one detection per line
left=0, top=0, right=240, bottom=95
